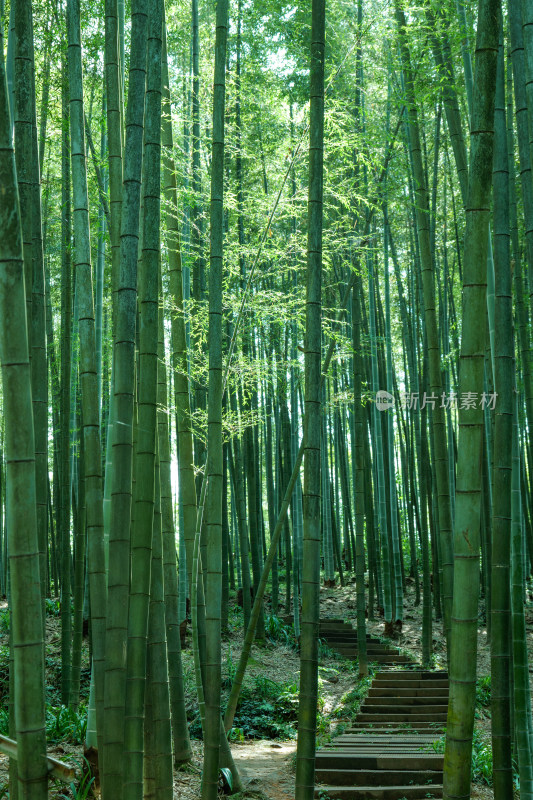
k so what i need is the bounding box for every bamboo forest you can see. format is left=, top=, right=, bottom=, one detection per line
left=1, top=0, right=533, bottom=797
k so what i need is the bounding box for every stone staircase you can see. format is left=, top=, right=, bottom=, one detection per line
left=317, top=618, right=417, bottom=667
left=313, top=620, right=448, bottom=799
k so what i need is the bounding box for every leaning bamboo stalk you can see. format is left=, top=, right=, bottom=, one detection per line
left=193, top=100, right=406, bottom=666
left=0, top=735, right=76, bottom=784
left=223, top=117, right=403, bottom=731
left=224, top=435, right=304, bottom=731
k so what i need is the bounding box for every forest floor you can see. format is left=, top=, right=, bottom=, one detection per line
left=0, top=579, right=525, bottom=798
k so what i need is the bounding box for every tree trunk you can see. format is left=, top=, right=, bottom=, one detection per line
left=66, top=0, right=107, bottom=750
left=490, top=21, right=513, bottom=798
left=202, top=0, right=229, bottom=794
left=442, top=2, right=499, bottom=796
left=295, top=0, right=325, bottom=793
left=0, top=35, right=48, bottom=800
left=103, top=0, right=148, bottom=791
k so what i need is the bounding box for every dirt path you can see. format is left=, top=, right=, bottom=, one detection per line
left=170, top=739, right=297, bottom=800
left=231, top=740, right=296, bottom=800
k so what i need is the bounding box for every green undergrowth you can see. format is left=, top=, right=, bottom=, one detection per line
left=264, top=614, right=298, bottom=648
left=0, top=702, right=88, bottom=745
left=318, top=638, right=340, bottom=661
left=0, top=611, right=9, bottom=634
left=0, top=639, right=90, bottom=709
left=420, top=674, right=521, bottom=791
left=379, top=634, right=420, bottom=666
left=427, top=725, right=519, bottom=790
left=47, top=758, right=96, bottom=800
left=185, top=611, right=356, bottom=742
left=187, top=672, right=327, bottom=741
left=427, top=730, right=495, bottom=785
left=475, top=675, right=491, bottom=717
left=329, top=664, right=376, bottom=732
left=228, top=676, right=306, bottom=741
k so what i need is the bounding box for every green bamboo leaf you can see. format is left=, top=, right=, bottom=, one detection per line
left=219, top=767, right=233, bottom=793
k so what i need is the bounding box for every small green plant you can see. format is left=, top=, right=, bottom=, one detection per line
left=0, top=707, right=8, bottom=736
left=226, top=676, right=303, bottom=740
left=332, top=672, right=373, bottom=721
left=424, top=735, right=445, bottom=754
left=264, top=614, right=297, bottom=648
left=188, top=675, right=312, bottom=741
left=45, top=704, right=87, bottom=745
left=476, top=675, right=491, bottom=710
left=222, top=645, right=236, bottom=689
left=46, top=597, right=61, bottom=617
left=471, top=730, right=493, bottom=784
left=0, top=648, right=9, bottom=703
left=318, top=638, right=339, bottom=661
left=176, top=761, right=201, bottom=775
left=425, top=730, right=497, bottom=787
left=219, top=766, right=233, bottom=794
left=57, top=774, right=94, bottom=800
left=0, top=610, right=10, bottom=633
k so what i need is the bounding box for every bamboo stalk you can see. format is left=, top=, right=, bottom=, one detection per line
left=0, top=735, right=76, bottom=784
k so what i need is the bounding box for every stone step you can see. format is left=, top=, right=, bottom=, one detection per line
left=370, top=680, right=449, bottom=691
left=315, top=768, right=443, bottom=786
left=362, top=702, right=448, bottom=712
left=336, top=726, right=440, bottom=740
left=320, top=626, right=354, bottom=632
left=357, top=712, right=447, bottom=723
left=320, top=621, right=353, bottom=628
left=347, top=730, right=443, bottom=736
left=373, top=671, right=448, bottom=680
left=283, top=617, right=354, bottom=629
left=314, top=752, right=444, bottom=770
left=323, top=642, right=387, bottom=649
left=320, top=633, right=384, bottom=642
left=333, top=653, right=413, bottom=663
left=325, top=736, right=435, bottom=744
left=323, top=744, right=436, bottom=752
left=329, top=652, right=405, bottom=660
left=347, top=722, right=445, bottom=732
left=324, top=642, right=396, bottom=651
left=313, top=784, right=443, bottom=799
left=369, top=686, right=449, bottom=698
left=364, top=696, right=449, bottom=706
left=333, top=735, right=438, bottom=743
